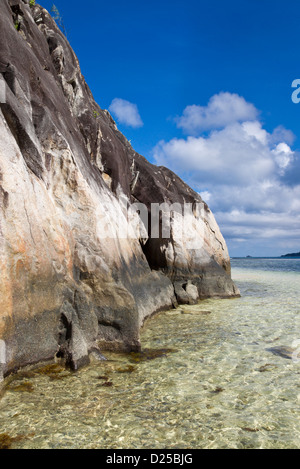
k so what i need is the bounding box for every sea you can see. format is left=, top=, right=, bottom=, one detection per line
left=0, top=258, right=299, bottom=449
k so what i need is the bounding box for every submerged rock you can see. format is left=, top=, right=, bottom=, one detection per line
left=115, top=365, right=137, bottom=373
left=211, top=386, right=225, bottom=394
left=266, top=346, right=299, bottom=360
left=129, top=348, right=178, bottom=363
left=241, top=427, right=260, bottom=433
left=99, top=381, right=113, bottom=388
left=0, top=0, right=239, bottom=377
left=89, top=347, right=107, bottom=362
left=258, top=364, right=278, bottom=373
left=0, top=432, right=34, bottom=449
left=7, top=381, right=34, bottom=393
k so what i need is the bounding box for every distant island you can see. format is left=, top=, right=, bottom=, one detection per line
left=281, top=252, right=300, bottom=258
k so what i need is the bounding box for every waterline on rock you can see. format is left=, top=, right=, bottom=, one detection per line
left=0, top=259, right=299, bottom=449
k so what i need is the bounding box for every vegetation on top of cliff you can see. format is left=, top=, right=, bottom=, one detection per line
left=281, top=251, right=300, bottom=258
left=51, top=4, right=67, bottom=36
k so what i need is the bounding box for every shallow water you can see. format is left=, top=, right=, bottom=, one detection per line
left=0, top=259, right=299, bottom=449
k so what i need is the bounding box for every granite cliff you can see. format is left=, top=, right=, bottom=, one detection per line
left=0, top=0, right=239, bottom=381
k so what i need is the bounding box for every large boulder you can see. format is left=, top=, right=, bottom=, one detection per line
left=0, top=0, right=239, bottom=380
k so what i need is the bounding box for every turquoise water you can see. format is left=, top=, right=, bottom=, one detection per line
left=0, top=259, right=299, bottom=449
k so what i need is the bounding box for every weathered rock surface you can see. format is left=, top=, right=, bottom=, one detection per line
left=0, top=0, right=239, bottom=380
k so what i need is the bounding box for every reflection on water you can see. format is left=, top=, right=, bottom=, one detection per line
left=0, top=261, right=299, bottom=449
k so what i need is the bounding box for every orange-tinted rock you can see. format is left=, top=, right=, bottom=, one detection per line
left=0, top=0, right=239, bottom=380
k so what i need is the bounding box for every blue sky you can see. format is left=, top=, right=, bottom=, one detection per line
left=40, top=0, right=300, bottom=257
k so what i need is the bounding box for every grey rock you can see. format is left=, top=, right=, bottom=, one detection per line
left=267, top=346, right=297, bottom=360
left=185, top=281, right=199, bottom=303
left=0, top=0, right=239, bottom=377
left=174, top=283, right=191, bottom=305
left=174, top=281, right=199, bottom=305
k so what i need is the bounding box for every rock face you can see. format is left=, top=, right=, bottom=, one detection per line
left=0, top=0, right=239, bottom=380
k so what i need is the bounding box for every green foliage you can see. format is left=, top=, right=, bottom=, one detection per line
left=93, top=110, right=100, bottom=119
left=14, top=21, right=20, bottom=31
left=29, top=0, right=36, bottom=6
left=51, top=4, right=60, bottom=20
left=51, top=4, right=67, bottom=36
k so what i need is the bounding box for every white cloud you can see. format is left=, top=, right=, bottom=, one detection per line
left=109, top=98, right=143, bottom=128
left=175, top=92, right=258, bottom=134
left=272, top=143, right=294, bottom=174
left=153, top=121, right=288, bottom=185
left=198, top=191, right=211, bottom=203
left=153, top=92, right=300, bottom=255
left=270, top=125, right=296, bottom=146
